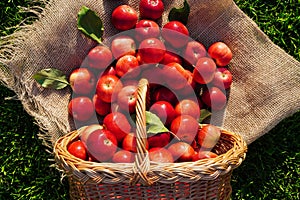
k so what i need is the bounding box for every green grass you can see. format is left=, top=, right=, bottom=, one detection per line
left=0, top=1, right=69, bottom=199
left=0, top=0, right=299, bottom=199
left=230, top=0, right=300, bottom=199
left=0, top=86, right=69, bottom=199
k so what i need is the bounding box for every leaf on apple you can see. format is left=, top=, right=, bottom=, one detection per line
left=168, top=0, right=190, bottom=25
left=33, top=68, right=69, bottom=90
left=199, top=109, right=212, bottom=123
left=145, top=111, right=169, bottom=134
left=77, top=6, right=104, bottom=44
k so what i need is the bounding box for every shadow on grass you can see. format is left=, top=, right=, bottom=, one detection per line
left=231, top=111, right=300, bottom=199
left=0, top=85, right=69, bottom=199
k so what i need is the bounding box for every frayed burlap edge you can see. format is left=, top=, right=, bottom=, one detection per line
left=0, top=0, right=67, bottom=149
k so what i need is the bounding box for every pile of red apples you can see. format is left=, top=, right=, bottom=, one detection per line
left=67, top=1, right=233, bottom=163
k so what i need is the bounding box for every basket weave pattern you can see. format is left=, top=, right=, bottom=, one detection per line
left=54, top=79, right=247, bottom=199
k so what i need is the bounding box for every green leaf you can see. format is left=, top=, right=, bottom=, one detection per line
left=33, top=68, right=69, bottom=90
left=199, top=109, right=212, bottom=123
left=145, top=111, right=169, bottom=134
left=168, top=0, right=190, bottom=25
left=77, top=6, right=104, bottom=44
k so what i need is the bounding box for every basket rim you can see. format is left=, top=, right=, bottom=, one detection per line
left=54, top=124, right=247, bottom=185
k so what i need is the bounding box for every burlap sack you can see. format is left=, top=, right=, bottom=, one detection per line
left=0, top=0, right=299, bottom=148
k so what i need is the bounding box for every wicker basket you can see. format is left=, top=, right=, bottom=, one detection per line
left=54, top=78, right=247, bottom=200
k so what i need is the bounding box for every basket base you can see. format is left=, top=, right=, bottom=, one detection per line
left=68, top=172, right=232, bottom=200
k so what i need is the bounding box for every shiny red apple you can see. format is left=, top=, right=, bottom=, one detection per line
left=212, top=67, right=233, bottom=89
left=135, top=19, right=160, bottom=42
left=92, top=94, right=111, bottom=116
left=96, top=74, right=123, bottom=103
left=115, top=55, right=140, bottom=78
left=168, top=142, right=195, bottom=162
left=161, top=21, right=189, bottom=49
left=87, top=45, right=113, bottom=70
left=208, top=41, right=233, bottom=67
left=138, top=38, right=166, bottom=63
left=68, top=96, right=94, bottom=122
left=149, top=147, right=174, bottom=163
left=174, top=99, right=200, bottom=120
left=139, top=0, right=164, bottom=20
left=112, top=150, right=135, bottom=163
left=182, top=41, right=207, bottom=66
left=69, top=68, right=96, bottom=95
left=170, top=115, right=199, bottom=144
left=201, top=86, right=227, bottom=111
left=197, top=124, right=221, bottom=150
left=193, top=57, right=217, bottom=85
left=86, top=129, right=118, bottom=162
left=117, top=85, right=138, bottom=114
left=149, top=101, right=176, bottom=127
left=111, top=35, right=136, bottom=59
left=111, top=5, right=138, bottom=31
left=103, top=112, right=132, bottom=143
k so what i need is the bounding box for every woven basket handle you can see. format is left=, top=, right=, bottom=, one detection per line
left=130, top=78, right=153, bottom=186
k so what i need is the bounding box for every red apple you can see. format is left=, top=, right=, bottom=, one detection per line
left=149, top=101, right=176, bottom=127
left=147, top=132, right=171, bottom=148
left=115, top=55, right=140, bottom=78
left=87, top=45, right=113, bottom=70
left=80, top=124, right=104, bottom=146
left=182, top=41, right=207, bottom=66
left=149, top=147, right=174, bottom=163
left=161, top=21, right=189, bottom=49
left=111, top=5, right=138, bottom=31
left=112, top=150, right=135, bottom=163
left=212, top=67, right=233, bottom=89
left=160, top=50, right=183, bottom=65
left=135, top=19, right=160, bottom=42
left=151, top=86, right=178, bottom=106
left=162, top=62, right=189, bottom=90
left=139, top=0, right=164, bottom=20
left=170, top=115, right=199, bottom=144
left=138, top=38, right=166, bottom=63
left=197, top=124, right=221, bottom=150
left=117, top=85, right=138, bottom=114
left=193, top=57, right=217, bottom=84
left=122, top=133, right=149, bottom=153
left=192, top=150, right=218, bottom=161
left=103, top=112, right=132, bottom=143
left=175, top=99, right=200, bottom=120
left=96, top=74, right=123, bottom=103
left=69, top=68, right=96, bottom=95
left=168, top=142, right=195, bottom=162
left=111, top=35, right=136, bottom=59
left=68, top=96, right=94, bottom=122
left=201, top=87, right=227, bottom=111
left=208, top=41, right=232, bottom=67
left=67, top=140, right=87, bottom=160
left=86, top=129, right=118, bottom=162
left=92, top=94, right=111, bottom=116
left=174, top=69, right=198, bottom=98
